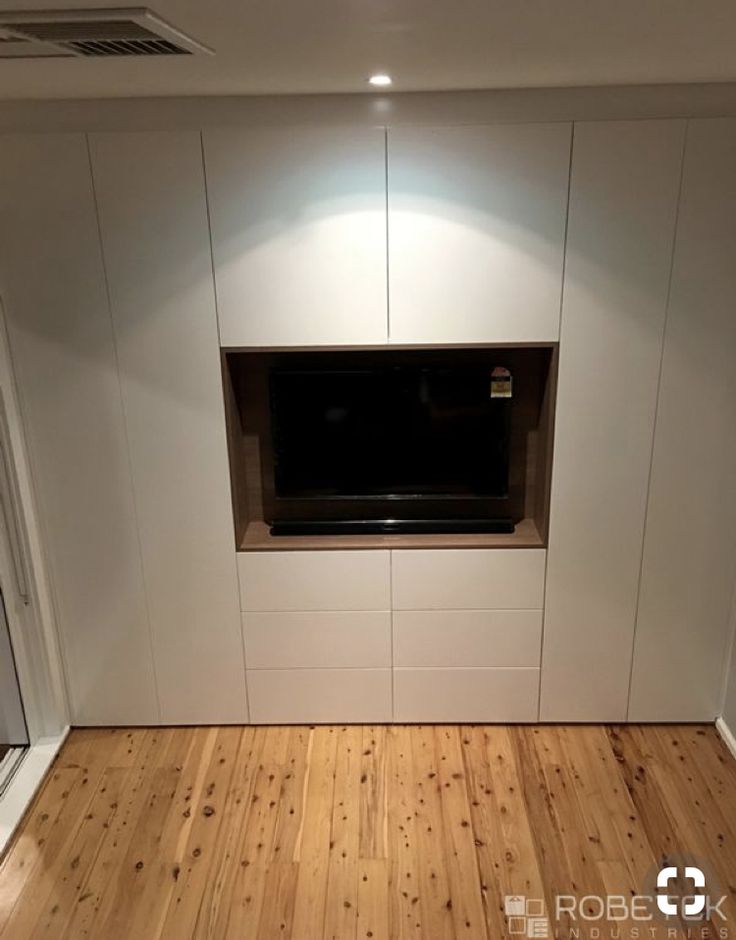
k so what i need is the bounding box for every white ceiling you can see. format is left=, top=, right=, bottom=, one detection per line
left=1, top=0, right=736, bottom=100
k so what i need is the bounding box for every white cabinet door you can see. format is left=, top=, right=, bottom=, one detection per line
left=89, top=131, right=247, bottom=724
left=238, top=550, right=391, bottom=611
left=243, top=611, right=391, bottom=669
left=629, top=119, right=736, bottom=721
left=388, top=123, right=571, bottom=344
left=204, top=125, right=388, bottom=347
left=391, top=549, right=545, bottom=610
left=393, top=610, right=542, bottom=668
left=540, top=120, right=685, bottom=721
left=393, top=668, right=539, bottom=723
left=247, top=669, right=392, bottom=724
left=0, top=134, right=159, bottom=725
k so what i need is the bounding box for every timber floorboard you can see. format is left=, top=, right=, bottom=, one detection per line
left=0, top=724, right=735, bottom=939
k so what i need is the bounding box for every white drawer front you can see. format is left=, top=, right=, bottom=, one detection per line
left=243, top=611, right=391, bottom=669
left=238, top=550, right=391, bottom=611
left=247, top=669, right=392, bottom=723
left=393, top=667, right=539, bottom=722
left=393, top=610, right=542, bottom=668
left=391, top=549, right=546, bottom=610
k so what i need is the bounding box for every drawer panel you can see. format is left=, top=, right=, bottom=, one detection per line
left=247, top=668, right=392, bottom=723
left=394, top=667, right=539, bottom=722
left=393, top=609, right=542, bottom=667
left=391, top=549, right=545, bottom=609
left=244, top=611, right=391, bottom=669
left=238, top=550, right=391, bottom=611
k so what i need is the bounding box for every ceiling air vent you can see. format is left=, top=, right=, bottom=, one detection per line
left=0, top=8, right=212, bottom=58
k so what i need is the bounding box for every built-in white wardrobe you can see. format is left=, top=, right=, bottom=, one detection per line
left=0, top=114, right=734, bottom=725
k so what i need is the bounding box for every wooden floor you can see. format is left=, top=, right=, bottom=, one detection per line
left=1, top=724, right=735, bottom=939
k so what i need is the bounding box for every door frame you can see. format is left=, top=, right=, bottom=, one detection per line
left=0, top=589, right=28, bottom=746
left=0, top=302, right=68, bottom=744
left=0, top=301, right=69, bottom=855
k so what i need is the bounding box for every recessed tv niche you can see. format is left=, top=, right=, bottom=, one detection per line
left=223, top=346, right=557, bottom=548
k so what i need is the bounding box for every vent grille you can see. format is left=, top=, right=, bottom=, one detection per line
left=68, top=37, right=186, bottom=56
left=5, top=19, right=154, bottom=41
left=0, top=8, right=211, bottom=58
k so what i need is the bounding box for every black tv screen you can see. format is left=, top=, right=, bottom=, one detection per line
left=269, top=365, right=510, bottom=501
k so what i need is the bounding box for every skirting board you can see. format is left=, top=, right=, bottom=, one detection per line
left=716, top=716, right=736, bottom=762
left=0, top=727, right=69, bottom=858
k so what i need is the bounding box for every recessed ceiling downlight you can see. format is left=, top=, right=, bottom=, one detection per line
left=368, top=73, right=392, bottom=87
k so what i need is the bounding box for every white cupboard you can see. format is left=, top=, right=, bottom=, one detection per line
left=387, top=123, right=572, bottom=344
left=247, top=669, right=392, bottom=724
left=540, top=120, right=686, bottom=721
left=3, top=115, right=736, bottom=728
left=391, top=549, right=545, bottom=610
left=238, top=550, right=392, bottom=723
left=237, top=548, right=545, bottom=722
left=628, top=119, right=736, bottom=721
left=203, top=125, right=389, bottom=347
left=89, top=132, right=248, bottom=724
left=393, top=610, right=542, bottom=668
left=391, top=549, right=545, bottom=722
left=0, top=134, right=159, bottom=725
left=243, top=611, right=391, bottom=669
left=393, top=668, right=540, bottom=723
left=238, top=550, right=391, bottom=611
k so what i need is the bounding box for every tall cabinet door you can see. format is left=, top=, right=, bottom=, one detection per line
left=629, top=119, right=736, bottom=721
left=203, top=126, right=389, bottom=347
left=0, top=134, right=159, bottom=725
left=89, top=132, right=248, bottom=724
left=388, top=123, right=572, bottom=344
left=540, top=120, right=685, bottom=721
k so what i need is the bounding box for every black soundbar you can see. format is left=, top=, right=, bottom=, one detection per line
left=269, top=518, right=515, bottom=536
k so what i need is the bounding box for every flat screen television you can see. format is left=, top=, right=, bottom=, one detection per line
left=267, top=362, right=513, bottom=534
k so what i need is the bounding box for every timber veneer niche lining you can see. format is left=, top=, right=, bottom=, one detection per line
left=223, top=345, right=557, bottom=552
